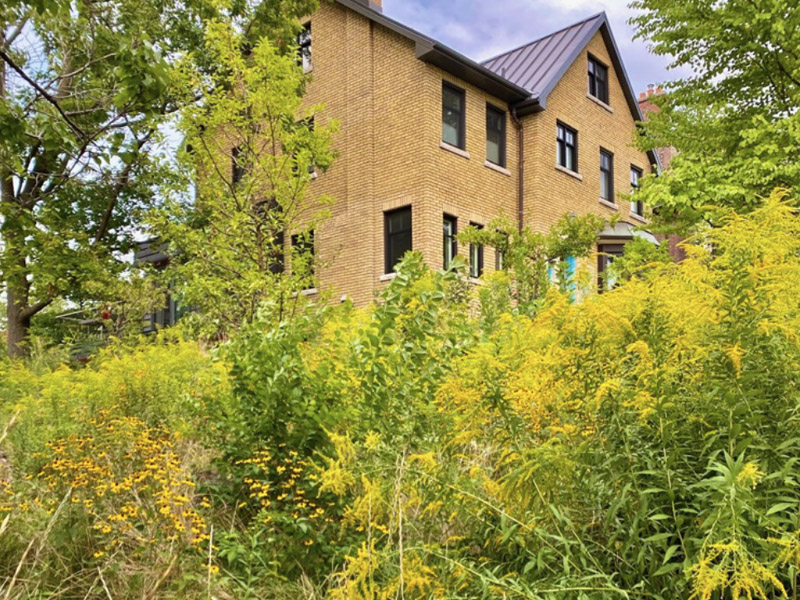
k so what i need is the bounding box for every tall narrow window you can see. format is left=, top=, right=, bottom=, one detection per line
left=291, top=230, right=315, bottom=276
left=597, top=243, right=625, bottom=292
left=232, top=145, right=246, bottom=185
left=385, top=206, right=412, bottom=274
left=486, top=104, right=506, bottom=167
left=588, top=56, right=609, bottom=104
left=269, top=231, right=285, bottom=275
left=600, top=149, right=614, bottom=202
left=630, top=166, right=644, bottom=216
left=442, top=82, right=466, bottom=149
left=443, top=214, right=457, bottom=269
left=298, top=23, right=312, bottom=72
left=469, top=222, right=484, bottom=278
left=557, top=123, right=578, bottom=172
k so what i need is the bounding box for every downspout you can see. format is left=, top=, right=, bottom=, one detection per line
left=510, top=106, right=524, bottom=233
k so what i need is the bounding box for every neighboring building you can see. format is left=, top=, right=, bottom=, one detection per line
left=638, top=84, right=686, bottom=262
left=290, top=0, right=660, bottom=303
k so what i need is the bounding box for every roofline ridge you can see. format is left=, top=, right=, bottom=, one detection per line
left=480, top=11, right=607, bottom=66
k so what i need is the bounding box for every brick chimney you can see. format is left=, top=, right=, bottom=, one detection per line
left=355, top=0, right=383, bottom=12
left=638, top=83, right=665, bottom=116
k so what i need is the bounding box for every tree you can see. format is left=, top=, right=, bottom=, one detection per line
left=149, top=16, right=337, bottom=338
left=630, top=0, right=800, bottom=230
left=0, top=0, right=318, bottom=358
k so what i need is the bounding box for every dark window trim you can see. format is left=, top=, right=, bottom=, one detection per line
left=600, top=148, right=614, bottom=202
left=630, top=165, right=644, bottom=216
left=469, top=222, right=484, bottom=278
left=232, top=145, right=245, bottom=185
left=557, top=121, right=578, bottom=173
left=384, top=205, right=412, bottom=274
left=486, top=103, right=507, bottom=167
left=597, top=243, right=625, bottom=293
left=443, top=214, right=458, bottom=270
left=442, top=81, right=466, bottom=150
left=588, top=54, right=609, bottom=104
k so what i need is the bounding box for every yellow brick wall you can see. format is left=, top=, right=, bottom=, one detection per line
left=302, top=5, right=653, bottom=305
left=521, top=31, right=654, bottom=233
left=303, top=1, right=517, bottom=304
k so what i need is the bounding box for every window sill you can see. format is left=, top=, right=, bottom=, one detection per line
left=469, top=277, right=484, bottom=285
left=484, top=160, right=511, bottom=176
left=555, top=164, right=582, bottom=181
left=587, top=93, right=613, bottom=113
left=300, top=287, right=318, bottom=296
left=440, top=141, right=470, bottom=160
left=379, top=273, right=396, bottom=282
left=599, top=198, right=619, bottom=210
left=303, top=65, right=314, bottom=75
left=310, top=171, right=318, bottom=180
left=629, top=212, right=647, bottom=223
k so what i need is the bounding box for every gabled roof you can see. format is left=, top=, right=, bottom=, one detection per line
left=481, top=11, right=644, bottom=122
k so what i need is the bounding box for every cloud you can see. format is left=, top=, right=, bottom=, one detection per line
left=382, top=0, right=688, bottom=95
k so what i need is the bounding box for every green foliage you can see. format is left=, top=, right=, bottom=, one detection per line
left=630, top=0, right=800, bottom=228
left=150, top=14, right=337, bottom=338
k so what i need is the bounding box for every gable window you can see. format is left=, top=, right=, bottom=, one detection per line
left=486, top=104, right=506, bottom=167
left=469, top=222, right=484, bottom=278
left=298, top=23, right=312, bottom=72
left=557, top=122, right=578, bottom=172
left=600, top=149, right=614, bottom=202
left=232, top=145, right=246, bottom=185
left=588, top=56, right=609, bottom=104
left=442, top=82, right=466, bottom=149
left=630, top=166, right=644, bottom=216
left=443, top=214, right=457, bottom=269
left=384, top=206, right=412, bottom=274
left=291, top=230, right=315, bottom=276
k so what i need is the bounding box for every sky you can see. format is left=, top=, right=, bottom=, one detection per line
left=381, top=0, right=687, bottom=97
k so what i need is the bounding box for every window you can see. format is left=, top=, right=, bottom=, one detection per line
left=630, top=166, right=644, bottom=216
left=232, top=145, right=246, bottom=185
left=588, top=56, right=609, bottom=104
left=384, top=206, right=412, bottom=274
left=597, top=243, right=625, bottom=292
left=443, top=214, right=457, bottom=269
left=442, top=82, right=466, bottom=149
left=557, top=122, right=578, bottom=172
left=291, top=230, right=315, bottom=276
left=298, top=23, right=312, bottom=72
left=269, top=231, right=285, bottom=275
left=469, top=222, right=484, bottom=278
left=600, top=149, right=614, bottom=202
left=486, top=104, right=506, bottom=167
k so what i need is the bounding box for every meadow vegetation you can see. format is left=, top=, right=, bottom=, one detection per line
left=2, top=193, right=800, bottom=599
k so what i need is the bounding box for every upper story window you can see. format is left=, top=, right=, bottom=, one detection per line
left=442, top=82, right=466, bottom=150
left=557, top=122, right=578, bottom=172
left=298, top=23, right=312, bottom=73
left=385, top=206, right=412, bottom=274
left=630, top=165, right=644, bottom=216
left=588, top=56, right=609, bottom=104
left=443, top=214, right=457, bottom=270
left=469, top=222, right=484, bottom=278
left=600, top=149, right=614, bottom=202
left=486, top=104, right=506, bottom=167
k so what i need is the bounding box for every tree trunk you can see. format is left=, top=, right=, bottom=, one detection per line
left=6, top=284, right=31, bottom=359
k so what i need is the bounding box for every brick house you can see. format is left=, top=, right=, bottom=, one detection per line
left=289, top=0, right=661, bottom=304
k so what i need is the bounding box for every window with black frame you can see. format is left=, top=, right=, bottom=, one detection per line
left=443, top=214, right=457, bottom=269
left=486, top=104, right=506, bottom=167
left=597, top=243, right=625, bottom=292
left=600, top=149, right=614, bottom=202
left=588, top=56, right=609, bottom=104
left=385, top=206, right=412, bottom=274
left=557, top=122, right=578, bottom=172
left=442, top=82, right=466, bottom=149
left=232, top=145, right=246, bottom=185
left=469, top=222, right=484, bottom=278
left=298, top=23, right=312, bottom=72
left=630, top=166, right=644, bottom=216
left=291, top=230, right=315, bottom=277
